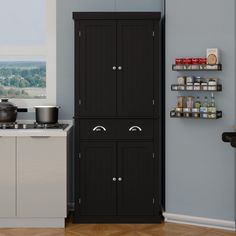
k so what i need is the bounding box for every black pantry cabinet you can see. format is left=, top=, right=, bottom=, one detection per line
left=73, top=12, right=163, bottom=223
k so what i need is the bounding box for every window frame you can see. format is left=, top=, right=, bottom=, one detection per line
left=0, top=0, right=56, bottom=108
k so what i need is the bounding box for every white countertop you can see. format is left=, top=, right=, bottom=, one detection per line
left=0, top=122, right=73, bottom=137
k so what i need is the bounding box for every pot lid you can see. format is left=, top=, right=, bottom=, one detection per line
left=0, top=98, right=17, bottom=111
left=34, top=105, right=60, bottom=108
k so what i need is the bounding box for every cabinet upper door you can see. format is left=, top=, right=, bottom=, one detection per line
left=79, top=142, right=116, bottom=216
left=117, top=20, right=154, bottom=117
left=117, top=142, right=154, bottom=216
left=77, top=20, right=117, bottom=117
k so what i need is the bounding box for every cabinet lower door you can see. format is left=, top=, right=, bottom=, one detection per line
left=0, top=137, right=15, bottom=217
left=79, top=142, right=116, bottom=216
left=17, top=137, right=66, bottom=217
left=117, top=142, right=154, bottom=216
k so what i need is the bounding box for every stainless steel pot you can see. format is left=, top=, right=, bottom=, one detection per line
left=35, top=106, right=60, bottom=124
left=0, top=99, right=17, bottom=123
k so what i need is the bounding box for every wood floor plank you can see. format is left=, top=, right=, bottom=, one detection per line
left=0, top=220, right=234, bottom=236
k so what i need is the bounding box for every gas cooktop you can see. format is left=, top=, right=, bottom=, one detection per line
left=0, top=122, right=69, bottom=130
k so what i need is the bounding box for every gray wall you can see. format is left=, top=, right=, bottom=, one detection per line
left=56, top=0, right=162, bottom=120
left=166, top=0, right=235, bottom=221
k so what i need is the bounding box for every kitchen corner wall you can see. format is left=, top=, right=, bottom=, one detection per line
left=56, top=0, right=162, bottom=120
left=166, top=0, right=235, bottom=222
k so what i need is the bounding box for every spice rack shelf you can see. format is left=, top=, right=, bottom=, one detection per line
left=172, top=64, right=222, bottom=71
left=170, top=110, right=222, bottom=119
left=171, top=84, right=222, bottom=92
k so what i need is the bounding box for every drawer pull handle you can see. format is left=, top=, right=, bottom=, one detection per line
left=129, top=126, right=142, bottom=132
left=93, top=126, right=106, bottom=132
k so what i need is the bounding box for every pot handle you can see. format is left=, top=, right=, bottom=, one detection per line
left=1, top=98, right=8, bottom=102
left=17, top=108, right=28, bottom=112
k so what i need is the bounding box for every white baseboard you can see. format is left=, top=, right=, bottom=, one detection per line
left=163, top=212, right=235, bottom=231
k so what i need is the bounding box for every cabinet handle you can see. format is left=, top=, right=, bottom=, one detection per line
left=118, top=66, right=122, bottom=71
left=112, top=66, right=117, bottom=71
left=128, top=126, right=142, bottom=132
left=92, top=126, right=106, bottom=132
left=118, top=177, right=122, bottom=182
left=30, top=136, right=50, bottom=138
left=112, top=177, right=117, bottom=182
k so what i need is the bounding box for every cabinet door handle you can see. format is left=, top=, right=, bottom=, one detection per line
left=112, top=177, right=117, bottom=182
left=118, top=66, right=122, bottom=71
left=118, top=177, right=122, bottom=182
left=92, top=126, right=106, bottom=132
left=112, top=66, right=117, bottom=71
left=128, top=126, right=142, bottom=132
left=30, top=136, right=50, bottom=138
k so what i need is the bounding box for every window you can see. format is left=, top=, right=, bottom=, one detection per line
left=0, top=0, right=56, bottom=108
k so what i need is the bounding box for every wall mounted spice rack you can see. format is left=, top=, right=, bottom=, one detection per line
left=170, top=60, right=223, bottom=120
left=172, top=64, right=222, bottom=71
left=170, top=110, right=222, bottom=119
left=171, top=84, right=222, bottom=91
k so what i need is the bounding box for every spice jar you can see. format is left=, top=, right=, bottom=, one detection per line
left=177, top=76, right=186, bottom=85
left=194, top=82, right=200, bottom=90
left=175, top=107, right=183, bottom=117
left=201, top=82, right=208, bottom=91
left=175, top=58, right=184, bottom=70
left=199, top=57, right=207, bottom=69
left=192, top=108, right=200, bottom=118
left=199, top=58, right=207, bottom=64
left=192, top=58, right=200, bottom=70
left=170, top=110, right=176, bottom=117
left=208, top=78, right=217, bottom=91
left=183, top=108, right=191, bottom=117
left=183, top=58, right=192, bottom=69
left=186, top=82, right=193, bottom=90
left=186, top=76, right=195, bottom=83
left=177, top=96, right=185, bottom=108
left=186, top=96, right=194, bottom=108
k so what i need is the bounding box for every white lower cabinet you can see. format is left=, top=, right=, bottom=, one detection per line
left=0, top=137, right=16, bottom=217
left=0, top=134, right=68, bottom=227
left=17, top=137, right=66, bottom=217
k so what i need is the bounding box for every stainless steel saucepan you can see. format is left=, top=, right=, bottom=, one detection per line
left=34, top=106, right=60, bottom=124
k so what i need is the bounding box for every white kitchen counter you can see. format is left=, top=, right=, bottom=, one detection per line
left=0, top=123, right=73, bottom=137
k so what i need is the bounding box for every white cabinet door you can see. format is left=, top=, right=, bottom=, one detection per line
left=0, top=137, right=16, bottom=217
left=17, top=137, right=66, bottom=217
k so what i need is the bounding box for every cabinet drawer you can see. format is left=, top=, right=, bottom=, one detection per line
left=79, top=119, right=153, bottom=140
left=79, top=120, right=116, bottom=139
left=118, top=120, right=153, bottom=140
